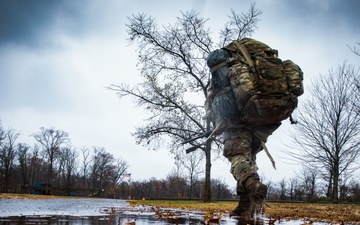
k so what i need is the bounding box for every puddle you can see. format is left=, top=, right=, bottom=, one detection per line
left=0, top=198, right=339, bottom=225
left=0, top=213, right=280, bottom=225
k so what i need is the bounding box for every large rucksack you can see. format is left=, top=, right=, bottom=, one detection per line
left=207, top=38, right=304, bottom=125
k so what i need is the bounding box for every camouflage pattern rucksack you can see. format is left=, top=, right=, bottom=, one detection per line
left=207, top=38, right=304, bottom=125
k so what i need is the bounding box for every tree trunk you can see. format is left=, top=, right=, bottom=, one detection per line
left=189, top=177, right=193, bottom=200
left=3, top=169, right=10, bottom=192
left=311, top=176, right=315, bottom=199
left=204, top=139, right=212, bottom=202
left=326, top=171, right=333, bottom=198
left=47, top=153, right=54, bottom=184
left=332, top=165, right=339, bottom=203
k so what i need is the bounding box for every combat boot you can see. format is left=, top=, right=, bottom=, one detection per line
left=243, top=177, right=268, bottom=205
left=231, top=193, right=252, bottom=218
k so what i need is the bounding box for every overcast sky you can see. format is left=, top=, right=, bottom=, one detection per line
left=1, top=0, right=359, bottom=188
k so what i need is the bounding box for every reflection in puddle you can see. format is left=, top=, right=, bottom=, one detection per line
left=0, top=213, right=265, bottom=225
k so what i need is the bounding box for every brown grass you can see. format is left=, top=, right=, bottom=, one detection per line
left=0, top=193, right=67, bottom=199
left=134, top=199, right=360, bottom=224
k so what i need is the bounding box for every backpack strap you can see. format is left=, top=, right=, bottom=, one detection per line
left=209, top=57, right=237, bottom=73
left=233, top=41, right=254, bottom=69
left=233, top=41, right=259, bottom=82
left=209, top=39, right=255, bottom=73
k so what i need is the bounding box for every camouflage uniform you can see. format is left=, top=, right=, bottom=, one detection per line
left=222, top=121, right=280, bottom=194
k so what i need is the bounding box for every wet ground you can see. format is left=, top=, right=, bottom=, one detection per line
left=0, top=198, right=330, bottom=225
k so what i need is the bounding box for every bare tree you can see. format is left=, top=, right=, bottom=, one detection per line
left=58, top=147, right=78, bottom=189
left=168, top=155, right=186, bottom=198
left=264, top=179, right=275, bottom=200
left=297, top=165, right=318, bottom=200
left=220, top=8, right=262, bottom=46
left=211, top=177, right=233, bottom=199
left=176, top=150, right=204, bottom=199
left=338, top=172, right=352, bottom=200
left=80, top=147, right=91, bottom=189
left=166, top=169, right=188, bottom=199
left=279, top=179, right=287, bottom=200
left=288, top=62, right=360, bottom=203
left=109, top=4, right=262, bottom=201
left=89, top=147, right=114, bottom=192
left=0, top=128, right=19, bottom=192
left=288, top=177, right=299, bottom=201
left=17, top=143, right=31, bottom=186
left=109, top=157, right=129, bottom=198
left=28, top=144, right=43, bottom=185
left=32, top=127, right=70, bottom=183
left=348, top=178, right=360, bottom=202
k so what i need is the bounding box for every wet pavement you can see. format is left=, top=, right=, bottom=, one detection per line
left=0, top=198, right=332, bottom=225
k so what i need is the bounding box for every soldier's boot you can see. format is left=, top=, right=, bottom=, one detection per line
left=244, top=177, right=268, bottom=211
left=231, top=193, right=252, bottom=218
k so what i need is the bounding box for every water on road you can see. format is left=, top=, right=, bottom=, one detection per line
left=0, top=198, right=333, bottom=225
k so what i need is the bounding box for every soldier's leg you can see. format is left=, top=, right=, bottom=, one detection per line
left=243, top=124, right=281, bottom=207
left=223, top=128, right=258, bottom=217
left=223, top=128, right=257, bottom=193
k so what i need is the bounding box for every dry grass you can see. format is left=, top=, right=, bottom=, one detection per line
left=265, top=202, right=360, bottom=224
left=134, top=200, right=360, bottom=224
left=0, top=193, right=72, bottom=199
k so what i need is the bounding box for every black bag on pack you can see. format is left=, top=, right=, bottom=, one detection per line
left=206, top=49, right=239, bottom=119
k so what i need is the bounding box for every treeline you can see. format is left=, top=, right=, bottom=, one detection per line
left=118, top=177, right=233, bottom=200
left=0, top=121, right=232, bottom=199
left=1, top=122, right=360, bottom=202
left=0, top=122, right=233, bottom=199
left=118, top=173, right=360, bottom=202
left=263, top=169, right=360, bottom=202
left=0, top=124, right=129, bottom=197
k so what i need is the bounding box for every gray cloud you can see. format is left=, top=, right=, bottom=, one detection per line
left=282, top=0, right=360, bottom=28
left=0, top=59, right=71, bottom=111
left=0, top=0, right=63, bottom=46
left=0, top=0, right=117, bottom=48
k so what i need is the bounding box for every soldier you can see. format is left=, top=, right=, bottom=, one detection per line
left=204, top=38, right=303, bottom=218
left=204, top=38, right=304, bottom=219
